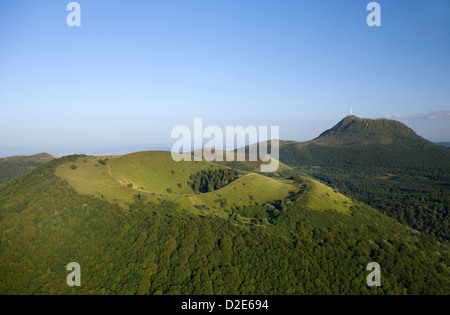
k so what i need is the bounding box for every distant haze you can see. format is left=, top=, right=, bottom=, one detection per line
left=1, top=1, right=449, bottom=156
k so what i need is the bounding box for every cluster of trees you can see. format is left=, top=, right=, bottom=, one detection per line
left=0, top=155, right=448, bottom=295
left=229, top=202, right=284, bottom=222
left=98, top=158, right=108, bottom=166
left=189, top=168, right=240, bottom=193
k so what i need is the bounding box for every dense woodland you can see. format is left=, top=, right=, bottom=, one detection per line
left=279, top=141, right=450, bottom=242
left=0, top=153, right=54, bottom=186
left=0, top=157, right=448, bottom=295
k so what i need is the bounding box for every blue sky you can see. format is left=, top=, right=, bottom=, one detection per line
left=1, top=0, right=449, bottom=156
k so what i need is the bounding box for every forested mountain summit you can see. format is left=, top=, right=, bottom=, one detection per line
left=275, top=117, right=450, bottom=242
left=314, top=116, right=429, bottom=145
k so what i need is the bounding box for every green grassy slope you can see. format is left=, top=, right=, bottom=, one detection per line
left=54, top=151, right=302, bottom=218
left=301, top=177, right=352, bottom=214
left=204, top=150, right=292, bottom=175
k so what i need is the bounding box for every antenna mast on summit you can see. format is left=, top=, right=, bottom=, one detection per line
left=350, top=107, right=353, bottom=116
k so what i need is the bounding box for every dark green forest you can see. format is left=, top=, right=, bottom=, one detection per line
left=189, top=168, right=240, bottom=193
left=0, top=153, right=55, bottom=187
left=279, top=142, right=450, bottom=242
left=0, top=157, right=448, bottom=295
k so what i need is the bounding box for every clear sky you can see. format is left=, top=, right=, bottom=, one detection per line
left=1, top=0, right=449, bottom=157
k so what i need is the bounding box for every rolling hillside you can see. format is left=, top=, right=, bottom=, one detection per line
left=54, top=151, right=302, bottom=218
left=212, top=151, right=292, bottom=175
left=0, top=153, right=448, bottom=294
left=54, top=151, right=354, bottom=219
left=0, top=119, right=447, bottom=295
left=0, top=153, right=56, bottom=186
